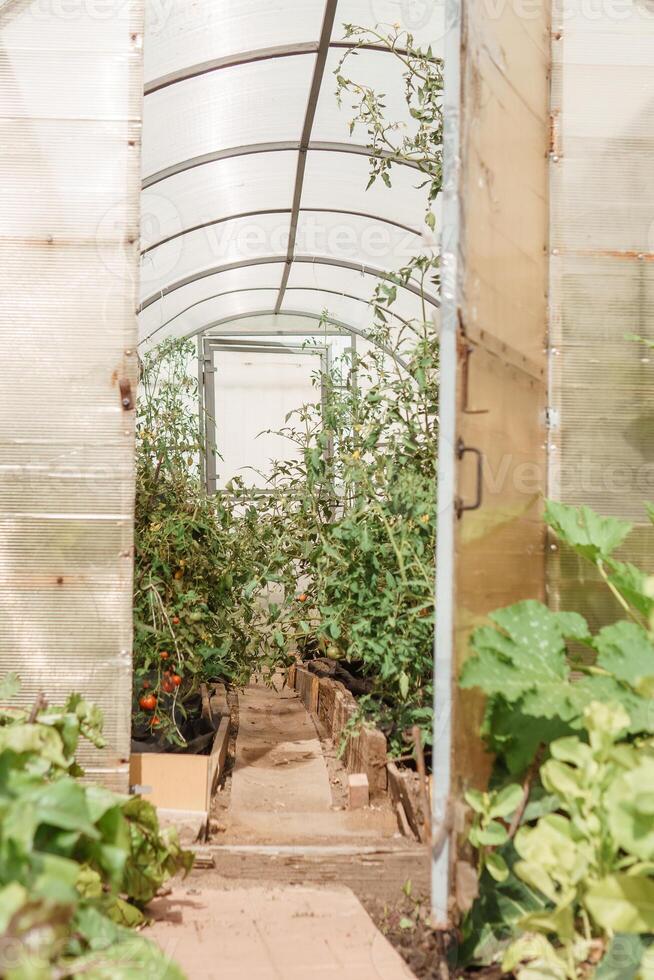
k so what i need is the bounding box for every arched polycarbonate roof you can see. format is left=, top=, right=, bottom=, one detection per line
left=139, top=0, right=444, bottom=346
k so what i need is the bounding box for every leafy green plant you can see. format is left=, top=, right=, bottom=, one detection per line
left=461, top=502, right=654, bottom=775
left=134, top=339, right=262, bottom=745
left=502, top=702, right=654, bottom=979
left=0, top=679, right=191, bottom=978
left=462, top=501, right=654, bottom=977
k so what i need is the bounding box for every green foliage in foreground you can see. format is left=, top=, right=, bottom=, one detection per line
left=461, top=502, right=654, bottom=776
left=462, top=502, right=654, bottom=978
left=0, top=680, right=192, bottom=979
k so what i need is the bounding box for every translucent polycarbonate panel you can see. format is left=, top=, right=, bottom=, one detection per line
left=0, top=4, right=144, bottom=792
left=0, top=50, right=139, bottom=119
left=145, top=290, right=282, bottom=346
left=293, top=211, right=422, bottom=273
left=281, top=289, right=381, bottom=329
left=333, top=0, right=446, bottom=52
left=138, top=264, right=284, bottom=343
left=141, top=214, right=293, bottom=300
left=141, top=152, right=298, bottom=251
left=1, top=120, right=140, bottom=240
left=142, top=55, right=314, bottom=179
left=314, top=47, right=416, bottom=144
left=286, top=261, right=430, bottom=323
left=212, top=348, right=323, bottom=489
left=549, top=6, right=654, bottom=629
left=302, top=150, right=426, bottom=232
left=550, top=135, right=654, bottom=254
left=1, top=1, right=138, bottom=51
left=144, top=0, right=324, bottom=84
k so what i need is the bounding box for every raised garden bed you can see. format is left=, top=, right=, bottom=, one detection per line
left=129, top=684, right=231, bottom=821
left=289, top=664, right=429, bottom=841
left=129, top=713, right=229, bottom=817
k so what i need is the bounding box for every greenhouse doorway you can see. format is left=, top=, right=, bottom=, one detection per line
left=199, top=336, right=334, bottom=494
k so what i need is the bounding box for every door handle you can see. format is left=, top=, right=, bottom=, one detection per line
left=455, top=438, right=483, bottom=518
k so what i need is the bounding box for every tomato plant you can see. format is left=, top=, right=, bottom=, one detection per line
left=133, top=339, right=264, bottom=746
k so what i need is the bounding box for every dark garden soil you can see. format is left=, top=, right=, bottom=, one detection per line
left=362, top=892, right=507, bottom=980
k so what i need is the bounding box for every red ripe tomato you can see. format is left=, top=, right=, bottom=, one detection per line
left=160, top=651, right=170, bottom=660
left=171, top=674, right=182, bottom=687
left=142, top=680, right=151, bottom=689
left=139, top=694, right=157, bottom=711
left=162, top=678, right=175, bottom=694
left=298, top=593, right=308, bottom=603
left=151, top=716, right=161, bottom=727
left=172, top=616, right=180, bottom=625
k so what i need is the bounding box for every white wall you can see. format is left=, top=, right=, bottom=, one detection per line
left=213, top=346, right=324, bottom=489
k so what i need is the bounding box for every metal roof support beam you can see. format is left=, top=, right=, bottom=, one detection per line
left=275, top=0, right=339, bottom=314
left=139, top=255, right=440, bottom=313
left=141, top=207, right=420, bottom=257
left=144, top=41, right=410, bottom=96
left=140, top=284, right=410, bottom=347
left=142, top=141, right=419, bottom=189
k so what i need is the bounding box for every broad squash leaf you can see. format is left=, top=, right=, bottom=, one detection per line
left=545, top=500, right=632, bottom=561
left=594, top=622, right=654, bottom=687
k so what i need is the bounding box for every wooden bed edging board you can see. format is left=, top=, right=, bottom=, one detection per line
left=289, top=665, right=388, bottom=796
left=289, top=665, right=429, bottom=840
left=129, top=714, right=230, bottom=816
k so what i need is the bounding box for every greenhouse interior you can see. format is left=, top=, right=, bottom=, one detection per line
left=2, top=0, right=654, bottom=977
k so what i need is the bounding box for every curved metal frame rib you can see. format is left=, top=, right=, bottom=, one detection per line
left=140, top=284, right=412, bottom=346
left=144, top=41, right=410, bottom=96
left=142, top=141, right=420, bottom=190
left=141, top=207, right=421, bottom=257
left=139, top=254, right=440, bottom=314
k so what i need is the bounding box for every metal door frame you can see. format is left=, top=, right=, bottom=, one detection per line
left=200, top=336, right=333, bottom=494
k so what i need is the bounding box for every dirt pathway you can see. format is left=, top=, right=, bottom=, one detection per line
left=150, top=680, right=426, bottom=978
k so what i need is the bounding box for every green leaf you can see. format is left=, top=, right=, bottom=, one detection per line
left=540, top=759, right=586, bottom=800
left=545, top=500, right=632, bottom=561
left=462, top=601, right=571, bottom=705
left=0, top=672, right=20, bottom=701
left=503, top=934, right=568, bottom=979
left=514, top=815, right=581, bottom=878
left=35, top=778, right=100, bottom=838
left=477, top=821, right=509, bottom=847
left=586, top=874, right=654, bottom=933
left=606, top=757, right=654, bottom=861
left=464, top=789, right=486, bottom=814
left=594, top=622, right=654, bottom=687
left=605, top=558, right=654, bottom=618
left=595, top=934, right=653, bottom=980
left=485, top=851, right=510, bottom=883
left=462, top=601, right=594, bottom=726
left=549, top=736, right=592, bottom=769
left=490, top=784, right=524, bottom=819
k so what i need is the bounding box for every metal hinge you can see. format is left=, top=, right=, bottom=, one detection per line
left=545, top=407, right=560, bottom=430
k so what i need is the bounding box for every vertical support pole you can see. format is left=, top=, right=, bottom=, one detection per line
left=432, top=0, right=462, bottom=927
left=197, top=335, right=206, bottom=490
left=203, top=340, right=218, bottom=495
left=349, top=331, right=358, bottom=394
